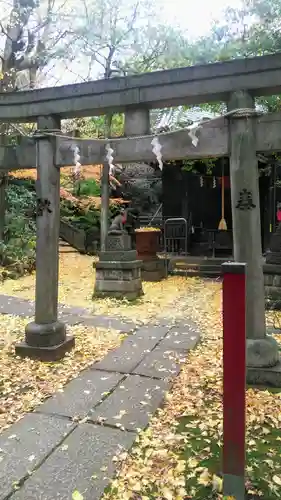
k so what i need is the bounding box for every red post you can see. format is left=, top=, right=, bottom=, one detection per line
left=222, top=262, right=246, bottom=500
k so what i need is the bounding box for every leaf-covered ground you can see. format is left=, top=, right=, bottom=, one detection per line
left=0, top=315, right=123, bottom=432
left=2, top=247, right=281, bottom=497
left=0, top=248, right=195, bottom=433
left=0, top=243, right=194, bottom=323
left=102, top=280, right=281, bottom=500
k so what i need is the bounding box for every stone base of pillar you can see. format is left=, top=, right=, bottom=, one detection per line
left=247, top=362, right=281, bottom=387
left=25, top=320, right=66, bottom=346
left=246, top=336, right=281, bottom=386
left=15, top=336, right=75, bottom=361
left=247, top=337, right=280, bottom=367
left=141, top=257, right=166, bottom=281
left=15, top=320, right=75, bottom=361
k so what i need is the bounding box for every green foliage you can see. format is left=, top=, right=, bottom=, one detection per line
left=0, top=184, right=36, bottom=273
left=6, top=182, right=36, bottom=214
left=181, top=158, right=217, bottom=174
left=65, top=114, right=124, bottom=139
left=61, top=200, right=100, bottom=229
left=60, top=197, right=121, bottom=233
left=181, top=0, right=281, bottom=112
left=74, top=179, right=101, bottom=197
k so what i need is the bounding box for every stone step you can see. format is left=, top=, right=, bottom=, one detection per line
left=168, top=258, right=223, bottom=277
left=170, top=268, right=221, bottom=278
left=171, top=263, right=222, bottom=271
left=169, top=255, right=230, bottom=263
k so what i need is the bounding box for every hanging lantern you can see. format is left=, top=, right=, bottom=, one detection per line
left=200, top=176, right=203, bottom=187
left=213, top=176, right=216, bottom=188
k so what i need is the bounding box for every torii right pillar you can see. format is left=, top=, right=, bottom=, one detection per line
left=228, top=91, right=281, bottom=386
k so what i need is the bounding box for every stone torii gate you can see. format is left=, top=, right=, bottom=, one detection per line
left=1, top=53, right=281, bottom=384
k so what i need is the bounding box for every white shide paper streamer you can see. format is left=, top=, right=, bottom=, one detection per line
left=72, top=145, right=81, bottom=178
left=151, top=137, right=163, bottom=171
left=105, top=143, right=114, bottom=167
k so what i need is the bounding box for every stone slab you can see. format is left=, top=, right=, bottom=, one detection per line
left=133, top=324, right=171, bottom=342
left=94, top=278, right=142, bottom=292
left=141, top=256, right=166, bottom=281
left=264, top=263, right=281, bottom=275
left=0, top=294, right=34, bottom=317
left=94, top=289, right=143, bottom=300
left=142, top=258, right=165, bottom=272
left=37, top=370, right=123, bottom=419
left=92, top=327, right=170, bottom=373
left=65, top=314, right=136, bottom=333
left=142, top=270, right=166, bottom=281
left=153, top=317, right=179, bottom=328
left=12, top=423, right=136, bottom=500
left=160, top=322, right=200, bottom=351
left=133, top=347, right=187, bottom=379
left=0, top=294, right=136, bottom=332
left=267, top=327, right=281, bottom=335
left=247, top=361, right=281, bottom=387
left=0, top=413, right=75, bottom=500
left=89, top=375, right=169, bottom=431
left=99, top=250, right=137, bottom=261
left=95, top=260, right=142, bottom=270
left=264, top=286, right=281, bottom=300
left=96, top=267, right=141, bottom=281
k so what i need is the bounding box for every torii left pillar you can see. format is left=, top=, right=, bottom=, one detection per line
left=15, top=116, right=75, bottom=361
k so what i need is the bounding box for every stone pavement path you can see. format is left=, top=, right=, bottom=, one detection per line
left=0, top=319, right=201, bottom=500
left=0, top=294, right=136, bottom=333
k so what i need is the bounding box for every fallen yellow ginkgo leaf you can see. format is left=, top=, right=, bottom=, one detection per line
left=273, top=475, right=281, bottom=486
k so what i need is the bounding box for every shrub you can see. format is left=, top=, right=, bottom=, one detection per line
left=0, top=184, right=37, bottom=277
left=74, top=179, right=101, bottom=197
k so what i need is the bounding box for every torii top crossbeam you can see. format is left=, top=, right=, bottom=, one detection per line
left=0, top=52, right=281, bottom=121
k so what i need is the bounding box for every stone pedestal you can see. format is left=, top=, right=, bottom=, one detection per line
left=135, top=229, right=165, bottom=281
left=266, top=222, right=281, bottom=264
left=264, top=264, right=281, bottom=310
left=141, top=257, right=166, bottom=281
left=264, top=223, right=281, bottom=309
left=247, top=362, right=281, bottom=386
left=93, top=234, right=143, bottom=300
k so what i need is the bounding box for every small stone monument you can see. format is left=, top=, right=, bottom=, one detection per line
left=93, top=212, right=143, bottom=299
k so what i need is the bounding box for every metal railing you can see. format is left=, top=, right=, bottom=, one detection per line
left=164, top=218, right=189, bottom=255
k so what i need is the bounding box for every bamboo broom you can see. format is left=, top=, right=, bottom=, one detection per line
left=218, top=161, right=227, bottom=231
